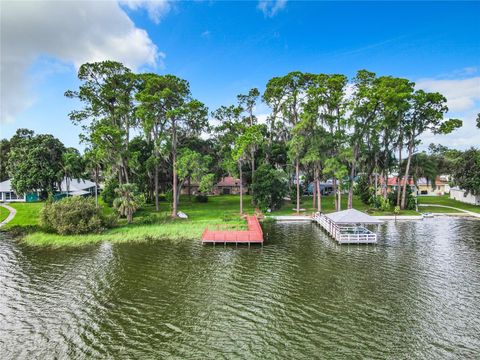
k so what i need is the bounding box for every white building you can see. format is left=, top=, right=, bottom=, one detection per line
left=0, top=178, right=98, bottom=202
left=449, top=187, right=480, bottom=205
left=0, top=179, right=26, bottom=202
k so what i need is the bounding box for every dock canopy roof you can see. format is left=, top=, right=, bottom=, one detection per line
left=325, top=208, right=383, bottom=225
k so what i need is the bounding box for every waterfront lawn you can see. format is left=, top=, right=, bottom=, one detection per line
left=418, top=205, right=461, bottom=213
left=275, top=195, right=419, bottom=216
left=4, top=202, right=43, bottom=228
left=13, top=194, right=418, bottom=247
left=417, top=195, right=480, bottom=214
left=20, top=195, right=255, bottom=247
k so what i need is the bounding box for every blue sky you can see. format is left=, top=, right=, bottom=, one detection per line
left=2, top=1, right=479, bottom=150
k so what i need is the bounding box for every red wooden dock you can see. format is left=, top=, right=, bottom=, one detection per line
left=201, top=215, right=264, bottom=245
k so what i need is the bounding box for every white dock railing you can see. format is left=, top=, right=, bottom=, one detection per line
left=313, top=213, right=377, bottom=244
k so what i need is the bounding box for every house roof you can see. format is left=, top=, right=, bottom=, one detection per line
left=60, top=178, right=96, bottom=192
left=216, top=176, right=241, bottom=187
left=0, top=179, right=13, bottom=192
left=384, top=177, right=415, bottom=186
left=325, top=208, right=383, bottom=225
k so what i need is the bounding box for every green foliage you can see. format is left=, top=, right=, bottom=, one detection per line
left=373, top=196, right=391, bottom=211
left=195, top=194, right=209, bottom=203
left=102, top=178, right=119, bottom=206
left=452, top=148, right=480, bottom=195
left=7, top=129, right=65, bottom=197
left=355, top=176, right=375, bottom=205
left=113, top=183, right=143, bottom=223
left=198, top=173, right=215, bottom=194
left=41, top=196, right=116, bottom=235
left=252, top=163, right=288, bottom=211
left=388, top=188, right=416, bottom=210
left=0, top=138, right=11, bottom=182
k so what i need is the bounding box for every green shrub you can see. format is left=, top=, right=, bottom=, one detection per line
left=387, top=186, right=416, bottom=210
left=41, top=196, right=116, bottom=235
left=253, top=163, right=289, bottom=211
left=195, top=194, right=208, bottom=203
left=101, top=178, right=119, bottom=206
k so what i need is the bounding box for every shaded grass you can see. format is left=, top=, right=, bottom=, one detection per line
left=418, top=195, right=480, bottom=214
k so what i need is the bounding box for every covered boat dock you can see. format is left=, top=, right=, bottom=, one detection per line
left=314, top=209, right=383, bottom=244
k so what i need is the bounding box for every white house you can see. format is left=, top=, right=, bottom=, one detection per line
left=450, top=187, right=480, bottom=205
left=0, top=178, right=98, bottom=202
left=0, top=179, right=26, bottom=202
left=59, top=178, right=97, bottom=196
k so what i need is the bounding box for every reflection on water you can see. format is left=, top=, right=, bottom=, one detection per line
left=1, top=218, right=479, bottom=358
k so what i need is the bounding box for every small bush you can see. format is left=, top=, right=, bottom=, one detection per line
left=195, top=194, right=208, bottom=203
left=102, top=178, right=119, bottom=206
left=41, top=196, right=116, bottom=235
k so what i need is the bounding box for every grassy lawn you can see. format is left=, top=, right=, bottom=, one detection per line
left=7, top=194, right=419, bottom=247
left=0, top=206, right=11, bottom=223
left=418, top=195, right=480, bottom=214
left=4, top=202, right=44, bottom=228
left=418, top=205, right=461, bottom=213
left=274, top=195, right=419, bottom=216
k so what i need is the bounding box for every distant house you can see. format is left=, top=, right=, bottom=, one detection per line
left=0, top=179, right=29, bottom=202
left=213, top=176, right=247, bottom=195
left=382, top=176, right=450, bottom=196
left=58, top=178, right=97, bottom=197
left=0, top=178, right=97, bottom=202
left=450, top=187, right=480, bottom=205
left=416, top=176, right=450, bottom=195
left=180, top=181, right=200, bottom=195
left=382, top=177, right=417, bottom=194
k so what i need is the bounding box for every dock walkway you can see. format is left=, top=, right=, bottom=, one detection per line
left=201, top=215, right=263, bottom=245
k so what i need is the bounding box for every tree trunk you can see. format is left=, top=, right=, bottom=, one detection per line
left=295, top=158, right=300, bottom=214
left=312, top=176, right=317, bottom=211
left=239, top=162, right=243, bottom=215
left=396, top=146, right=402, bottom=206
left=171, top=120, right=178, bottom=218
left=316, top=177, right=321, bottom=212
left=154, top=164, right=159, bottom=211
left=348, top=162, right=354, bottom=209
left=127, top=212, right=133, bottom=224
left=333, top=177, right=338, bottom=211
left=383, top=173, right=388, bottom=199
left=94, top=169, right=99, bottom=208
left=250, top=154, right=255, bottom=205
left=188, top=177, right=191, bottom=202
left=337, top=182, right=342, bottom=211
left=401, top=139, right=414, bottom=210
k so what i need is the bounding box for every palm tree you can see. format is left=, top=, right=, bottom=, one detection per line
left=113, top=183, right=141, bottom=223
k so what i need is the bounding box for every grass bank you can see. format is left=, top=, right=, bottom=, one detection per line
left=6, top=194, right=420, bottom=247
left=418, top=205, right=462, bottom=213
left=418, top=195, right=480, bottom=214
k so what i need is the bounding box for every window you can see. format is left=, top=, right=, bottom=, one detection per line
left=10, top=192, right=18, bottom=200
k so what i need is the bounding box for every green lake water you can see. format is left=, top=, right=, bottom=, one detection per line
left=1, top=218, right=479, bottom=359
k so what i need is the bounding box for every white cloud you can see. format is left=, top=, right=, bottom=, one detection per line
left=257, top=0, right=287, bottom=17
left=201, top=30, right=211, bottom=38
left=0, top=0, right=163, bottom=123
left=416, top=76, right=480, bottom=113
left=120, top=0, right=171, bottom=24
left=416, top=74, right=480, bottom=150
